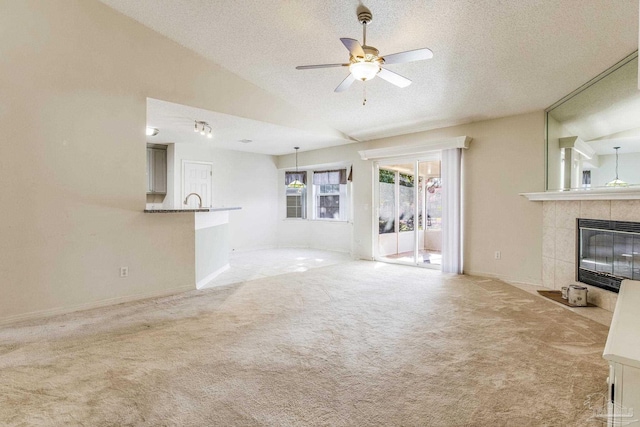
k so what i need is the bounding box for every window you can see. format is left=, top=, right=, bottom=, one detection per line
left=285, top=171, right=307, bottom=219
left=379, top=169, right=395, bottom=234
left=398, top=172, right=414, bottom=232
left=582, top=170, right=591, bottom=189
left=313, top=169, right=348, bottom=221
left=425, top=177, right=442, bottom=230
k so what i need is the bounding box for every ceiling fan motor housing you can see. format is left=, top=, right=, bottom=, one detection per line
left=362, top=46, right=381, bottom=63
left=357, top=6, right=373, bottom=25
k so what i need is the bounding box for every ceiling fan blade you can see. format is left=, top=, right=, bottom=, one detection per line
left=377, top=68, right=412, bottom=88
left=382, top=48, right=433, bottom=65
left=335, top=74, right=356, bottom=92
left=296, top=63, right=349, bottom=70
left=340, top=38, right=365, bottom=59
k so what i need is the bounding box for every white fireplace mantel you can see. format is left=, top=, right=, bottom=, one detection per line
left=521, top=187, right=640, bottom=201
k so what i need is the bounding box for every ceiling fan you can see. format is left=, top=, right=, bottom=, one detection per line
left=296, top=5, right=433, bottom=94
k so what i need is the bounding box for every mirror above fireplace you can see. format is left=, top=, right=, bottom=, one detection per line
left=546, top=51, right=640, bottom=192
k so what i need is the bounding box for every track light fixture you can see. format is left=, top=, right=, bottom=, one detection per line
left=194, top=120, right=213, bottom=139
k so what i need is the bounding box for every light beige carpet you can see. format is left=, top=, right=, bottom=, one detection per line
left=0, top=261, right=609, bottom=426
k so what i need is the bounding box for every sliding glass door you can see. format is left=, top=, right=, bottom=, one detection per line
left=375, top=155, right=442, bottom=269
left=378, top=165, right=418, bottom=264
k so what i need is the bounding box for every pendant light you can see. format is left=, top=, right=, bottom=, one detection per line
left=287, top=147, right=305, bottom=189
left=605, top=146, right=628, bottom=187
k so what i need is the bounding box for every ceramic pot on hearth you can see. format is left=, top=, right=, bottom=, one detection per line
left=568, top=285, right=588, bottom=307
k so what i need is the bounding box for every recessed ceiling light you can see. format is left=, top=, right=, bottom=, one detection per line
left=239, top=139, right=252, bottom=143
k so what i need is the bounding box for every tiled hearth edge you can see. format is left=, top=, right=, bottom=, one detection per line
left=541, top=200, right=640, bottom=311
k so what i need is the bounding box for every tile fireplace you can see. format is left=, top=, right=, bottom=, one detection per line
left=539, top=200, right=640, bottom=311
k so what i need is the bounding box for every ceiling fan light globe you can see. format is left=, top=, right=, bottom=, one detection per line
left=349, top=61, right=380, bottom=81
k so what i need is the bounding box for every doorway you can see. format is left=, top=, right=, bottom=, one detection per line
left=183, top=160, right=213, bottom=208
left=374, top=155, right=442, bottom=269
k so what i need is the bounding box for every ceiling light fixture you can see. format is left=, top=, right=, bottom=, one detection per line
left=287, top=147, right=305, bottom=189
left=349, top=61, right=380, bottom=81
left=295, top=4, right=433, bottom=100
left=194, top=120, right=213, bottom=139
left=146, top=127, right=159, bottom=136
left=606, top=146, right=628, bottom=187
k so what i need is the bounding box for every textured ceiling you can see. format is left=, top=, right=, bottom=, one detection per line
left=100, top=0, right=639, bottom=151
left=146, top=98, right=350, bottom=155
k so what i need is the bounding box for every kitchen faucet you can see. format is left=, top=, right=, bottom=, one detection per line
left=184, top=192, right=203, bottom=208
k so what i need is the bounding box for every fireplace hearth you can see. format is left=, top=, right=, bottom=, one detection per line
left=577, top=218, right=640, bottom=293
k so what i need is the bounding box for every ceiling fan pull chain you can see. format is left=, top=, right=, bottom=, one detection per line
left=363, top=83, right=367, bottom=106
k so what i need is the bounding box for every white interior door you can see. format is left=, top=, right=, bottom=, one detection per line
left=183, top=161, right=212, bottom=208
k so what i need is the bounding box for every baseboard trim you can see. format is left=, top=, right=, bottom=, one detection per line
left=230, top=245, right=277, bottom=253
left=196, top=264, right=230, bottom=289
left=463, top=269, right=542, bottom=287
left=0, top=284, right=195, bottom=326
left=274, top=244, right=352, bottom=255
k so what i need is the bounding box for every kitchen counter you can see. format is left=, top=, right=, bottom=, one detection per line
left=144, top=207, right=242, bottom=213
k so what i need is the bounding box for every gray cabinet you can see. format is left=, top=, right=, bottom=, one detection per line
left=146, top=146, right=167, bottom=194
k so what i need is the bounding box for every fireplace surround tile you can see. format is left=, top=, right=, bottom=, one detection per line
left=542, top=226, right=555, bottom=258
left=579, top=200, right=611, bottom=220
left=543, top=201, right=556, bottom=227
left=611, top=200, right=640, bottom=222
left=556, top=201, right=580, bottom=229
left=555, top=259, right=575, bottom=290
left=542, top=256, right=555, bottom=288
left=555, top=227, right=575, bottom=263
left=583, top=284, right=610, bottom=311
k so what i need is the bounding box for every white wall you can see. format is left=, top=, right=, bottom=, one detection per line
left=0, top=0, right=337, bottom=322
left=171, top=143, right=279, bottom=251
left=0, top=0, right=546, bottom=322
left=424, top=230, right=442, bottom=251
left=277, top=112, right=545, bottom=285
left=276, top=170, right=353, bottom=253
left=588, top=152, right=640, bottom=187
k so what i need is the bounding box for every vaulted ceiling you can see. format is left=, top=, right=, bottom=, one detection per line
left=101, top=0, right=638, bottom=152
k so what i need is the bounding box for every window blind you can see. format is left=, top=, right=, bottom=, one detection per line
left=312, top=169, right=347, bottom=185
left=285, top=171, right=307, bottom=185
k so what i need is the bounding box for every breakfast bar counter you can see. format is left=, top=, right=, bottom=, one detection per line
left=144, top=207, right=241, bottom=289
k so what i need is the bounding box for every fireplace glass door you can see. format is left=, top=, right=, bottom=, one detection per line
left=579, top=228, right=640, bottom=280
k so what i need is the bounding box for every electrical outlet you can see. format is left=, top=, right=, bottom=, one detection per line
left=494, top=251, right=501, bottom=260
left=120, top=266, right=129, bottom=277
